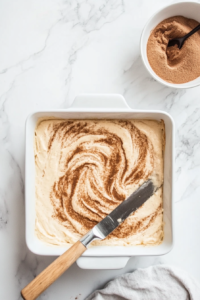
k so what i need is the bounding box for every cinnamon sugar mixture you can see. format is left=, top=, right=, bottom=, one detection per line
left=34, top=119, right=165, bottom=246
left=147, top=16, right=200, bottom=84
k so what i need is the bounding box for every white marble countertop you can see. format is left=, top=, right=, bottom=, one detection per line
left=1, top=0, right=200, bottom=299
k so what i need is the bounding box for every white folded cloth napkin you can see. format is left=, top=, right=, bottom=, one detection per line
left=86, top=265, right=200, bottom=300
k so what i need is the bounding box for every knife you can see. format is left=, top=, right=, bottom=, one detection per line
left=21, top=180, right=155, bottom=300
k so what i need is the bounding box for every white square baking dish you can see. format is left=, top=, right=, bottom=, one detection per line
left=25, top=94, right=174, bottom=269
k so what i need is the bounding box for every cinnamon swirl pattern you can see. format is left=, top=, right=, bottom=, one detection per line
left=35, top=119, right=164, bottom=246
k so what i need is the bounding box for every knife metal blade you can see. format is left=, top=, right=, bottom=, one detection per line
left=20, top=181, right=156, bottom=298
left=80, top=179, right=155, bottom=247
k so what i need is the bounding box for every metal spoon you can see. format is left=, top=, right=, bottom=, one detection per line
left=168, top=23, right=200, bottom=49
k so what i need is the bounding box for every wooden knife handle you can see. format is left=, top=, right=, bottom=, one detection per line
left=21, top=241, right=86, bottom=300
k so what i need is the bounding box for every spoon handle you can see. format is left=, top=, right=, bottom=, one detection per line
left=184, top=23, right=200, bottom=40
left=21, top=241, right=86, bottom=300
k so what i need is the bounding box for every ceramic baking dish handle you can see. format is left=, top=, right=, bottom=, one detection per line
left=76, top=256, right=130, bottom=269
left=69, top=94, right=130, bottom=110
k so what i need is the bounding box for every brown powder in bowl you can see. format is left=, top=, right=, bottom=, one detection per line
left=147, top=16, right=200, bottom=84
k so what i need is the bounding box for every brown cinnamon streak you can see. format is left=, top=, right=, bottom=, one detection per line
left=48, top=120, right=155, bottom=239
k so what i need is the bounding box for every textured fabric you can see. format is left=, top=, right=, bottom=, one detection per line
left=86, top=265, right=200, bottom=300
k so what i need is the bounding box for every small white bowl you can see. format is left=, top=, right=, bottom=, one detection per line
left=140, top=1, right=200, bottom=89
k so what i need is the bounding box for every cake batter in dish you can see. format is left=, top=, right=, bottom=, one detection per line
left=147, top=16, right=200, bottom=84
left=34, top=119, right=165, bottom=247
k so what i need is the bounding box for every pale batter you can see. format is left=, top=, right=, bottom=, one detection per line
left=34, top=119, right=165, bottom=246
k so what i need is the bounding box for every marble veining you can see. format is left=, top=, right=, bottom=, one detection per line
left=1, top=0, right=200, bottom=299
left=0, top=191, right=8, bottom=229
